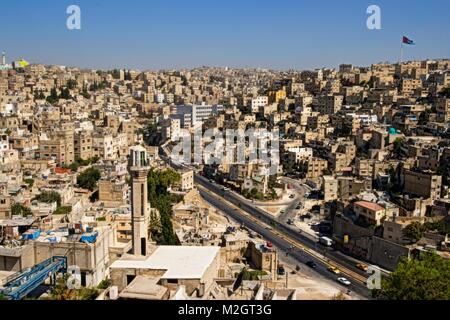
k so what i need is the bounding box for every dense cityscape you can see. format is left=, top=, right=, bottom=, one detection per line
left=0, top=52, right=449, bottom=301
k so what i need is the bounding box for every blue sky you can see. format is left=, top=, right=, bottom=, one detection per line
left=1, top=0, right=449, bottom=70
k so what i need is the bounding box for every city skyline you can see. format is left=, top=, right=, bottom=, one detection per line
left=2, top=0, right=450, bottom=70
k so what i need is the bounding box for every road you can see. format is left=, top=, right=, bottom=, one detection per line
left=159, top=148, right=374, bottom=298
left=278, top=177, right=307, bottom=222
left=197, top=184, right=370, bottom=299
left=194, top=177, right=372, bottom=299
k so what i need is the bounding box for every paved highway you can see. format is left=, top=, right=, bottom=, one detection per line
left=159, top=148, right=374, bottom=298
left=195, top=179, right=372, bottom=299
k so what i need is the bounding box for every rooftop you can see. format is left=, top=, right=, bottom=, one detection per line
left=110, top=245, right=220, bottom=280
left=354, top=201, right=385, bottom=212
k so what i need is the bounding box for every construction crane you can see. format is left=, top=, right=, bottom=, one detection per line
left=0, top=256, right=67, bottom=300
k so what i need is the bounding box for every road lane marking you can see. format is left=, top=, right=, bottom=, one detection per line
left=197, top=184, right=367, bottom=285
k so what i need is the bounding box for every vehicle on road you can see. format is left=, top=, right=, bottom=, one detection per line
left=266, top=242, right=273, bottom=248
left=337, top=277, right=351, bottom=286
left=289, top=194, right=295, bottom=199
left=306, top=261, right=317, bottom=268
left=277, top=265, right=286, bottom=276
left=287, top=219, right=294, bottom=225
left=319, top=236, right=333, bottom=247
left=295, top=205, right=301, bottom=210
left=327, top=266, right=341, bottom=274
left=356, top=263, right=368, bottom=272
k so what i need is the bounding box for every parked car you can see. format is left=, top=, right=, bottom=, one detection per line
left=277, top=265, right=286, bottom=276
left=337, top=277, right=351, bottom=286
left=289, top=194, right=295, bottom=199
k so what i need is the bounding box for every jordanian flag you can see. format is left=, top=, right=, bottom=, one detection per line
left=403, top=36, right=415, bottom=45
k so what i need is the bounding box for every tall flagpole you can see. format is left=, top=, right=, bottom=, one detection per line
left=400, top=38, right=404, bottom=64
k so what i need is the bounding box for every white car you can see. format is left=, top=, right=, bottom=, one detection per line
left=337, top=277, right=351, bottom=286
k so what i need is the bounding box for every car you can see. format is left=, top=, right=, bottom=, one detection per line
left=287, top=219, right=294, bottom=225
left=295, top=206, right=301, bottom=210
left=356, top=263, right=368, bottom=272
left=266, top=242, right=273, bottom=248
left=337, top=277, right=351, bottom=286
left=306, top=261, right=317, bottom=268
left=277, top=266, right=286, bottom=276
left=289, top=194, right=295, bottom=199
left=280, top=210, right=286, bottom=214
left=327, top=266, right=341, bottom=274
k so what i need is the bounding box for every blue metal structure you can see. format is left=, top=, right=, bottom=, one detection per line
left=0, top=256, right=67, bottom=300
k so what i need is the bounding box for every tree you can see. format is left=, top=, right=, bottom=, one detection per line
left=373, top=253, right=450, bottom=300
left=59, top=87, right=72, bottom=100
left=46, top=275, right=99, bottom=300
left=393, top=138, right=405, bottom=158
left=402, top=222, right=425, bottom=243
left=33, top=191, right=61, bottom=207
left=66, top=79, right=78, bottom=90
left=77, top=168, right=101, bottom=191
left=46, top=87, right=59, bottom=104
left=439, top=86, right=450, bottom=98
left=147, top=169, right=181, bottom=245
left=11, top=203, right=32, bottom=217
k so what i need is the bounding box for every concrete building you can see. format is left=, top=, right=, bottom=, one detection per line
left=110, top=246, right=221, bottom=299
left=403, top=170, right=442, bottom=200
left=179, top=169, right=194, bottom=191
left=354, top=201, right=388, bottom=226
left=437, top=98, right=450, bottom=123
left=251, top=96, right=268, bottom=113
left=98, top=178, right=128, bottom=207
left=173, top=104, right=224, bottom=128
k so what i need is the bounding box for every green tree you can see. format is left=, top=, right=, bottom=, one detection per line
left=439, top=86, right=450, bottom=98
left=373, top=253, right=450, bottom=300
left=46, top=87, right=59, bottom=104
left=393, top=138, right=405, bottom=158
left=66, top=79, right=78, bottom=90
left=77, top=168, right=101, bottom=191
left=33, top=191, right=61, bottom=207
left=402, top=222, right=425, bottom=243
left=59, top=87, right=72, bottom=100
left=24, top=178, right=34, bottom=188
left=46, top=275, right=99, bottom=300
left=11, top=203, right=32, bottom=217
left=147, top=169, right=181, bottom=245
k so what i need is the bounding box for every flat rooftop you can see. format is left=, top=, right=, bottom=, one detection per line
left=119, top=276, right=168, bottom=300
left=110, top=246, right=220, bottom=280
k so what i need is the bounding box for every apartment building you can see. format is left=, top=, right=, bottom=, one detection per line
left=354, top=201, right=388, bottom=226
left=74, top=130, right=93, bottom=160
left=318, top=95, right=344, bottom=115
left=437, top=98, right=450, bottom=123
left=403, top=170, right=442, bottom=199
left=251, top=96, right=268, bottom=113
left=299, top=157, right=328, bottom=179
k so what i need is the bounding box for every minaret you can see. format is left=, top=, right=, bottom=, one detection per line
left=128, top=145, right=151, bottom=257
left=1, top=52, right=5, bottom=66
